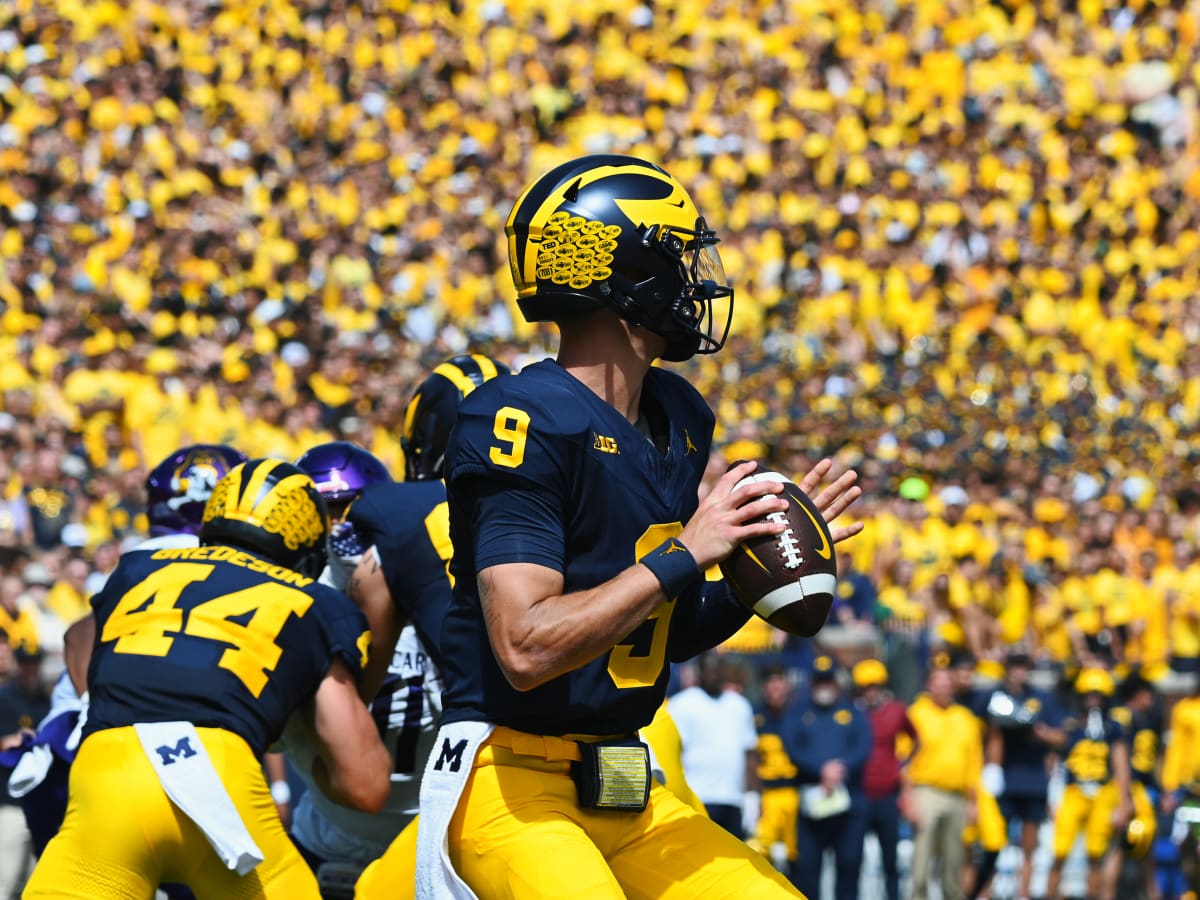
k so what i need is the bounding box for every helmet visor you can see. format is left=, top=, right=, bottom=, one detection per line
left=670, top=218, right=734, bottom=357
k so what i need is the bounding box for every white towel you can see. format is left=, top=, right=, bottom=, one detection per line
left=8, top=697, right=88, bottom=799
left=8, top=745, right=54, bottom=799
left=415, top=721, right=493, bottom=900
left=133, top=722, right=264, bottom=876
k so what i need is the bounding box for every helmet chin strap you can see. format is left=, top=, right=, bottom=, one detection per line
left=602, top=278, right=703, bottom=362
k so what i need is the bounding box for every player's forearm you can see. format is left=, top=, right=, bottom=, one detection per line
left=312, top=747, right=389, bottom=813
left=1112, top=741, right=1133, bottom=803
left=482, top=563, right=668, bottom=692
left=985, top=725, right=1003, bottom=766
left=311, top=660, right=392, bottom=812
left=63, top=613, right=95, bottom=696
left=668, top=581, right=751, bottom=662
left=348, top=548, right=405, bottom=700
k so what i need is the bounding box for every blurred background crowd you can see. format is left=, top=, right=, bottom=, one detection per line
left=1, top=0, right=1198, bottom=696
left=1, top=0, right=1200, bottom=896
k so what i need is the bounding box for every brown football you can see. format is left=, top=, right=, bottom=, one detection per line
left=719, top=461, right=838, bottom=637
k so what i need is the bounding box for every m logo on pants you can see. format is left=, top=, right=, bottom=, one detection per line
left=434, top=738, right=468, bottom=773
left=155, top=737, right=197, bottom=766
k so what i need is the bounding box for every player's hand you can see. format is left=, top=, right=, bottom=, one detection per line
left=796, top=459, right=863, bottom=545
left=0, top=728, right=33, bottom=751
left=678, top=460, right=787, bottom=571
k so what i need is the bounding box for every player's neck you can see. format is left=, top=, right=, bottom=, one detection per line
left=557, top=315, right=663, bottom=423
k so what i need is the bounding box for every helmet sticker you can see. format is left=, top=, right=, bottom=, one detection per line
left=538, top=218, right=623, bottom=289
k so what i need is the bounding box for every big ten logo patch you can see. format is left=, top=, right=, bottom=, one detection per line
left=537, top=211, right=621, bottom=290
left=593, top=433, right=620, bottom=454
left=156, top=737, right=198, bottom=766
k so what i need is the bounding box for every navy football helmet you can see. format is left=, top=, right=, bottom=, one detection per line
left=402, top=354, right=511, bottom=481
left=505, top=154, right=734, bottom=362
left=200, top=458, right=329, bottom=580
left=146, top=444, right=247, bottom=536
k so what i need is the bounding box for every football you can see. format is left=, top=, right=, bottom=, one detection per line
left=719, top=461, right=838, bottom=637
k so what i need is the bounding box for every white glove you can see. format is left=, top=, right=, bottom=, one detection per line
left=742, top=790, right=762, bottom=837
left=981, top=763, right=1006, bottom=798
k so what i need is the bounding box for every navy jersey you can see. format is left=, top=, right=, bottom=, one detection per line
left=1061, top=709, right=1126, bottom=787
left=755, top=707, right=799, bottom=789
left=85, top=545, right=369, bottom=757
left=440, top=359, right=715, bottom=735
left=1110, top=704, right=1161, bottom=787
left=985, top=686, right=1061, bottom=797
left=347, top=480, right=454, bottom=663
left=960, top=686, right=992, bottom=722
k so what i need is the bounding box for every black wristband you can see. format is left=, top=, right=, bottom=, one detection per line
left=639, top=538, right=702, bottom=599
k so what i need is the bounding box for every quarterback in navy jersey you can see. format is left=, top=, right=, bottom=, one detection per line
left=416, top=154, right=862, bottom=900
left=24, top=459, right=389, bottom=900
left=438, top=357, right=723, bottom=736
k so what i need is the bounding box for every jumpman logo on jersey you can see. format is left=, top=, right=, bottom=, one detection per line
left=683, top=430, right=698, bottom=455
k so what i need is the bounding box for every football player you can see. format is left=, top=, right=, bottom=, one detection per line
left=290, top=411, right=514, bottom=896
left=23, top=459, right=390, bottom=899
left=1046, top=667, right=1136, bottom=900
left=1109, top=673, right=1163, bottom=895
left=980, top=650, right=1064, bottom=900
left=4, top=445, right=248, bottom=874
left=62, top=444, right=249, bottom=696
left=749, top=664, right=801, bottom=875
left=285, top=440, right=396, bottom=894
left=415, top=155, right=862, bottom=899
left=294, top=441, right=392, bottom=592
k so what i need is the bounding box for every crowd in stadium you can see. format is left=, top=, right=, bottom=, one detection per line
left=1, top=0, right=1199, bottom=897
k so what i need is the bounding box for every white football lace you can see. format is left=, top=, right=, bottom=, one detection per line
left=767, top=510, right=805, bottom=570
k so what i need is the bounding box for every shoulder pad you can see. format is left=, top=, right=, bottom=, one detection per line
left=446, top=365, right=592, bottom=487
left=93, top=551, right=160, bottom=602
left=347, top=482, right=443, bottom=546
left=457, top=364, right=594, bottom=437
